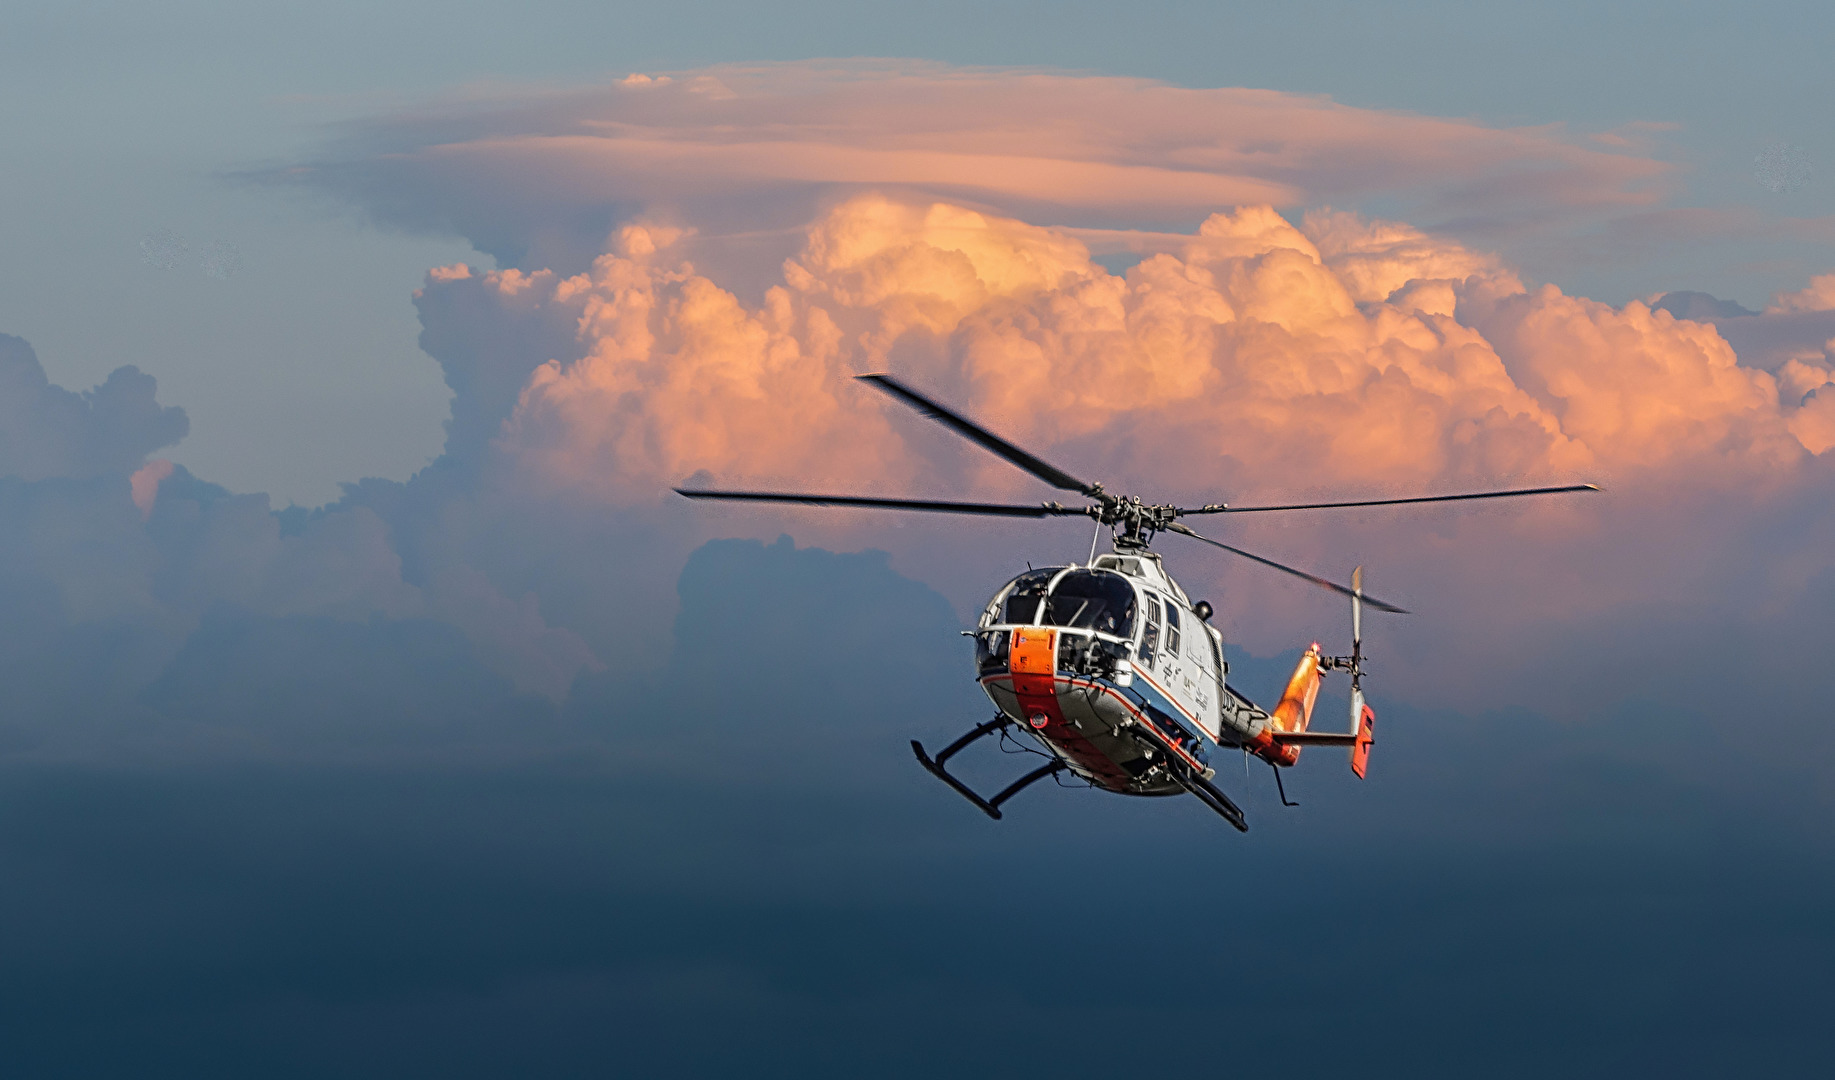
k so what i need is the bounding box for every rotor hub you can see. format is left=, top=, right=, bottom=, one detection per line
left=1096, top=496, right=1181, bottom=551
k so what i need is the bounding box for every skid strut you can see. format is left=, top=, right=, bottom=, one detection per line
left=912, top=717, right=1066, bottom=820
left=1126, top=716, right=1249, bottom=832
left=1177, top=770, right=1250, bottom=832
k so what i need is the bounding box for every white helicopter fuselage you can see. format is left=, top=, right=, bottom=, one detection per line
left=973, top=551, right=1293, bottom=797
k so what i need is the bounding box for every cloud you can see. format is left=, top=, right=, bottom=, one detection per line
left=281, top=61, right=1671, bottom=273
left=440, top=195, right=1814, bottom=519
left=9, top=63, right=1835, bottom=751
left=0, top=341, right=593, bottom=719
left=11, top=182, right=1835, bottom=727
left=0, top=334, right=187, bottom=482
left=130, top=458, right=175, bottom=518
left=1767, top=272, right=1835, bottom=314
left=253, top=64, right=1835, bottom=698
left=359, top=197, right=1835, bottom=743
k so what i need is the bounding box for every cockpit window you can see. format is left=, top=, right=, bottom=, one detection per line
left=998, top=568, right=1061, bottom=625
left=1040, top=570, right=1136, bottom=636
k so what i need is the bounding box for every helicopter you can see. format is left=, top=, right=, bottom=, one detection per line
left=677, top=374, right=1596, bottom=832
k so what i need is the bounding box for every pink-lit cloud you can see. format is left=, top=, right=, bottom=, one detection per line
left=291, top=61, right=1672, bottom=276
left=6, top=61, right=1833, bottom=782
left=450, top=196, right=1816, bottom=508
left=395, top=190, right=1835, bottom=715
left=1767, top=273, right=1835, bottom=314
left=158, top=64, right=1835, bottom=721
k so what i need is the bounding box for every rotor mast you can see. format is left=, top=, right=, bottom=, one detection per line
left=1092, top=496, right=1173, bottom=552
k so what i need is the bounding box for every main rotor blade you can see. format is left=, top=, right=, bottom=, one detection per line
left=857, top=374, right=1100, bottom=497
left=675, top=489, right=1086, bottom=518
left=1165, top=522, right=1409, bottom=614
left=1183, top=484, right=1600, bottom=515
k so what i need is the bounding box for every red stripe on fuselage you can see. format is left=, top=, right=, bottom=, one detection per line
left=1130, top=665, right=1204, bottom=730
left=1006, top=663, right=1135, bottom=791
left=981, top=673, right=1207, bottom=789
left=1078, top=677, right=1209, bottom=774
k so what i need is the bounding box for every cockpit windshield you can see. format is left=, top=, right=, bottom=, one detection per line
left=1042, top=570, right=1136, bottom=636
left=999, top=568, right=1061, bottom=625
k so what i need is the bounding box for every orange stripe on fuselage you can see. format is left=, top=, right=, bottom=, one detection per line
left=983, top=640, right=1211, bottom=789
left=998, top=628, right=1135, bottom=791
left=1006, top=629, right=1213, bottom=776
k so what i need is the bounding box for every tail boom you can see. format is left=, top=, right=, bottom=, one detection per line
left=1246, top=644, right=1324, bottom=767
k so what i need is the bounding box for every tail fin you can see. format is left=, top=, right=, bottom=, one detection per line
left=1349, top=687, right=1376, bottom=779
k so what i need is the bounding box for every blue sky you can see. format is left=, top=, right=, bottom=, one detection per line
left=1, top=4, right=1834, bottom=1076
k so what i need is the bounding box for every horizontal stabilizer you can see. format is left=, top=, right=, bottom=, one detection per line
left=1270, top=690, right=1375, bottom=778
left=1269, top=731, right=1357, bottom=746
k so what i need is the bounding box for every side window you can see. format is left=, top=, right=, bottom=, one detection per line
left=1163, top=602, right=1182, bottom=661
left=1139, top=595, right=1161, bottom=665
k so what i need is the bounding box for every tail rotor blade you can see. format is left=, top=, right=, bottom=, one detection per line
left=1165, top=523, right=1408, bottom=614
left=1352, top=565, right=1364, bottom=654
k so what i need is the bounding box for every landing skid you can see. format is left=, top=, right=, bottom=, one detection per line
left=912, top=714, right=1250, bottom=832
left=1177, top=771, right=1250, bottom=832
left=912, top=717, right=1066, bottom=820
left=1124, top=717, right=1249, bottom=832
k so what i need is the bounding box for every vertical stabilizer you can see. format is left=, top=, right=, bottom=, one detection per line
left=1349, top=689, right=1376, bottom=778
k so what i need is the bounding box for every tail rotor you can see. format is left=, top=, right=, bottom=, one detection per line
left=1348, top=566, right=1376, bottom=778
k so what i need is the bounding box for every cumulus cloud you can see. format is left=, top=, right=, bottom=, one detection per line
left=1767, top=273, right=1835, bottom=314
left=441, top=195, right=1815, bottom=517
left=0, top=334, right=188, bottom=482
left=0, top=340, right=593, bottom=724
left=364, top=191, right=1835, bottom=726
left=1631, top=280, right=1835, bottom=394
left=10, top=197, right=1835, bottom=737
left=264, top=64, right=1835, bottom=691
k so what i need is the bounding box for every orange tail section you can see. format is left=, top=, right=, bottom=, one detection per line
left=1250, top=644, right=1324, bottom=766
left=1269, top=644, right=1324, bottom=735
left=1350, top=694, right=1376, bottom=779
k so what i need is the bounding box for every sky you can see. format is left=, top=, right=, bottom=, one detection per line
left=2, top=3, right=1834, bottom=1076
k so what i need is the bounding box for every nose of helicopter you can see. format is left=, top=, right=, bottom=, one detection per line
left=1009, top=627, right=1055, bottom=675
